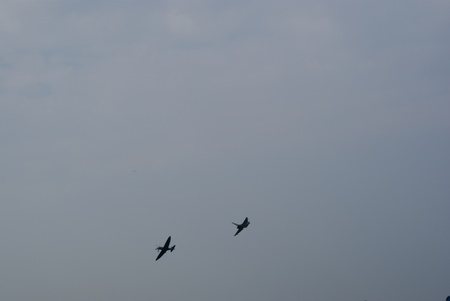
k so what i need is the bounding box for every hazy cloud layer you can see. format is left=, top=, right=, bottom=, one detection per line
left=1, top=1, right=449, bottom=301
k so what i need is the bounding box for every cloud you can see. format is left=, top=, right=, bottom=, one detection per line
left=1, top=1, right=450, bottom=301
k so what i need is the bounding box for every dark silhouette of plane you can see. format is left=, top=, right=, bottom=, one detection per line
left=155, top=236, right=175, bottom=261
left=232, top=217, right=250, bottom=236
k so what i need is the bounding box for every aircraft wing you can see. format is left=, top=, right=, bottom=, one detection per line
left=156, top=249, right=166, bottom=261
left=234, top=228, right=243, bottom=236
left=163, top=236, right=171, bottom=249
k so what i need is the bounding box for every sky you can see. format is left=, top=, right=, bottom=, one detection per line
left=1, top=1, right=449, bottom=300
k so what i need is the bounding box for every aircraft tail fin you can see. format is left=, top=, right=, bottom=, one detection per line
left=170, top=245, right=176, bottom=252
left=232, top=222, right=239, bottom=226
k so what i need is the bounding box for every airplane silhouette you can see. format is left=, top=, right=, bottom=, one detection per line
left=232, top=217, right=250, bottom=236
left=155, top=236, right=175, bottom=261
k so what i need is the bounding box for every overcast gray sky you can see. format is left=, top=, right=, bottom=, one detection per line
left=1, top=1, right=449, bottom=300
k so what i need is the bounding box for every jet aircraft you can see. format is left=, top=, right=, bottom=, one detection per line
left=155, top=236, right=176, bottom=261
left=232, top=217, right=250, bottom=236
